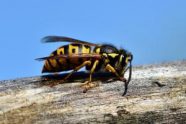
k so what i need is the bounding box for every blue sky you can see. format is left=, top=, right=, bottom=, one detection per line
left=0, top=0, right=186, bottom=80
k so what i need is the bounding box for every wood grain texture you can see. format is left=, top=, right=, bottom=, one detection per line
left=0, top=61, right=186, bottom=124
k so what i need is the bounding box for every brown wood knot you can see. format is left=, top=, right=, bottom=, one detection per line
left=104, top=114, right=115, bottom=122
left=152, top=81, right=166, bottom=87
left=117, top=106, right=130, bottom=116
left=170, top=107, right=181, bottom=112
left=117, top=109, right=130, bottom=116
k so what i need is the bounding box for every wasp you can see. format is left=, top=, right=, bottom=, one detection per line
left=36, top=36, right=133, bottom=96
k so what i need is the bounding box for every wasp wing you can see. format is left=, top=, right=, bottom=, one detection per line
left=36, top=53, right=101, bottom=61
left=42, top=36, right=97, bottom=46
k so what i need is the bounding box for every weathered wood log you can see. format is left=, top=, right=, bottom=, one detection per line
left=0, top=61, right=186, bottom=124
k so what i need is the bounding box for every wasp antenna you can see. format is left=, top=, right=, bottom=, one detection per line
left=122, top=61, right=132, bottom=96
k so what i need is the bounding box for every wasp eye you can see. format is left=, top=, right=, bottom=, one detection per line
left=130, top=54, right=133, bottom=61
left=126, top=53, right=133, bottom=62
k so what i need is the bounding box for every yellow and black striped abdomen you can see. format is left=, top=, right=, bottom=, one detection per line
left=42, top=44, right=92, bottom=73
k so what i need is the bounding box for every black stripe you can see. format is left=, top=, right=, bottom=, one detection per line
left=56, top=59, right=62, bottom=65
left=52, top=50, right=57, bottom=56
left=55, top=59, right=64, bottom=71
left=123, top=55, right=127, bottom=66
left=42, top=65, right=47, bottom=73
left=84, top=45, right=89, bottom=49
left=64, top=45, right=69, bottom=54
left=71, top=44, right=81, bottom=47
left=78, top=58, right=84, bottom=64
left=47, top=60, right=55, bottom=70
left=66, top=58, right=70, bottom=70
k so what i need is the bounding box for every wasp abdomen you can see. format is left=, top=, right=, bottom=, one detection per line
left=42, top=44, right=92, bottom=73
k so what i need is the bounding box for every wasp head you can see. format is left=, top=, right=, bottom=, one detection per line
left=115, top=49, right=133, bottom=76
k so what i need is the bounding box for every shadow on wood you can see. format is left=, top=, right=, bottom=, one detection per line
left=39, top=71, right=118, bottom=87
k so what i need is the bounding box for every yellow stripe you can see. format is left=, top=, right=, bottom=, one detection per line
left=69, top=44, right=79, bottom=55
left=56, top=48, right=65, bottom=64
left=119, top=55, right=123, bottom=63
left=48, top=54, right=58, bottom=68
left=49, top=59, right=58, bottom=68
left=125, top=57, right=129, bottom=63
left=45, top=60, right=51, bottom=71
left=82, top=45, right=90, bottom=53
left=103, top=53, right=107, bottom=57
left=95, top=47, right=100, bottom=53
left=57, top=47, right=64, bottom=55
left=108, top=53, right=119, bottom=58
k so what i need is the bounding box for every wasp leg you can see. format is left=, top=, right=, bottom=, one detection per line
left=105, top=64, right=125, bottom=81
left=81, top=81, right=99, bottom=93
left=82, top=60, right=99, bottom=93
left=50, top=61, right=92, bottom=87
left=63, top=61, right=91, bottom=80
left=62, top=60, right=92, bottom=82
left=105, top=64, right=128, bottom=95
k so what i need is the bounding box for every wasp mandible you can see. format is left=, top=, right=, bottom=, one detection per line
left=36, top=36, right=133, bottom=96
